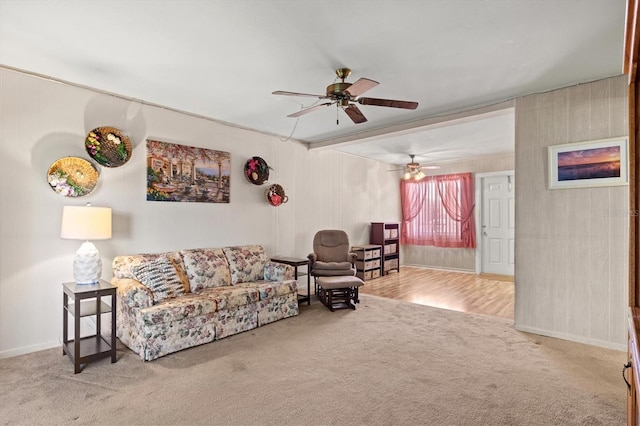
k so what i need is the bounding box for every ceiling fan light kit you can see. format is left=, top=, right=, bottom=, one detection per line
left=394, top=154, right=439, bottom=180
left=272, top=68, right=418, bottom=125
left=403, top=169, right=426, bottom=181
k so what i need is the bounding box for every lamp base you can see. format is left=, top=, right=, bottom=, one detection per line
left=73, top=241, right=102, bottom=285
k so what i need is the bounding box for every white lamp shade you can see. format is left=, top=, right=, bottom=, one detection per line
left=61, top=205, right=112, bottom=240
left=61, top=205, right=111, bottom=284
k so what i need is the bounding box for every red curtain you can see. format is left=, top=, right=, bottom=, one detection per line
left=400, top=173, right=476, bottom=248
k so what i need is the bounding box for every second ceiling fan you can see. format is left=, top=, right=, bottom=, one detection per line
left=272, top=68, right=418, bottom=124
left=389, top=154, right=440, bottom=180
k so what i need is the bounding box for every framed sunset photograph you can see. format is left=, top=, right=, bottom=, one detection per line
left=548, top=137, right=628, bottom=189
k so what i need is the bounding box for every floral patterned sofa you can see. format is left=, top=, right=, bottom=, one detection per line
left=111, top=245, right=298, bottom=361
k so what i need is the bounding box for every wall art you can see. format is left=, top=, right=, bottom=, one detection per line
left=244, top=156, right=271, bottom=185
left=85, top=126, right=132, bottom=167
left=265, top=183, right=288, bottom=206
left=548, top=137, right=628, bottom=189
left=146, top=139, right=230, bottom=203
left=47, top=157, right=99, bottom=197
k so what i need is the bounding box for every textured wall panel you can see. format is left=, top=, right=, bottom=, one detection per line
left=514, top=75, right=628, bottom=350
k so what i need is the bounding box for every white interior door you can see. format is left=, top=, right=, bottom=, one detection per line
left=481, top=174, right=515, bottom=275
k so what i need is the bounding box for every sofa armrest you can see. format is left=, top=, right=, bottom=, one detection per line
left=111, top=277, right=153, bottom=309
left=264, top=261, right=295, bottom=281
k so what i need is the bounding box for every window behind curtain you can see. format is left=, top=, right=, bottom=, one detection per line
left=400, top=172, right=476, bottom=248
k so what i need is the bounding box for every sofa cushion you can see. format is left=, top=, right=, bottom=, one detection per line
left=130, top=256, right=185, bottom=304
left=197, top=286, right=259, bottom=310
left=235, top=280, right=297, bottom=300
left=223, top=245, right=268, bottom=284
left=181, top=248, right=232, bottom=292
left=112, top=251, right=190, bottom=293
left=138, top=293, right=218, bottom=325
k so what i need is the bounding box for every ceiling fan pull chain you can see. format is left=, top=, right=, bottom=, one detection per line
left=336, top=104, right=339, bottom=125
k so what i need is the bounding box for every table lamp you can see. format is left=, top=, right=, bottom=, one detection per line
left=60, top=203, right=112, bottom=284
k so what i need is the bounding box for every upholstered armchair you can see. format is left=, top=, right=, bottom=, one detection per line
left=308, top=230, right=357, bottom=292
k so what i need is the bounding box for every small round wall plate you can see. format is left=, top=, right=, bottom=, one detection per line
left=47, top=157, right=99, bottom=197
left=85, top=126, right=132, bottom=167
left=244, top=156, right=271, bottom=185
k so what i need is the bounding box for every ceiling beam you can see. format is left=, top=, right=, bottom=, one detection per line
left=308, top=100, right=515, bottom=151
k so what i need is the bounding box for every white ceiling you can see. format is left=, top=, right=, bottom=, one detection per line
left=0, top=1, right=626, bottom=167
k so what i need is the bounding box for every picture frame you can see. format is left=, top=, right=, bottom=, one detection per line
left=146, top=139, right=231, bottom=203
left=547, top=137, right=628, bottom=189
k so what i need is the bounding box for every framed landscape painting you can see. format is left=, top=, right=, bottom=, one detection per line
left=146, top=139, right=231, bottom=203
left=548, top=137, right=628, bottom=189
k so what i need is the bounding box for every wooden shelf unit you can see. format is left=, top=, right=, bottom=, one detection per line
left=352, top=244, right=382, bottom=281
left=370, top=222, right=400, bottom=275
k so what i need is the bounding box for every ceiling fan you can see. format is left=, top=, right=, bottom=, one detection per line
left=389, top=154, right=440, bottom=180
left=272, top=68, right=418, bottom=124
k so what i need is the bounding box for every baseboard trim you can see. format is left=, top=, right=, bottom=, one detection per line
left=0, top=340, right=60, bottom=359
left=514, top=324, right=626, bottom=352
left=402, top=263, right=475, bottom=274
left=479, top=273, right=514, bottom=282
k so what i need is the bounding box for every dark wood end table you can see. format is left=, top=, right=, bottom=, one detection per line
left=62, top=279, right=117, bottom=373
left=270, top=256, right=311, bottom=306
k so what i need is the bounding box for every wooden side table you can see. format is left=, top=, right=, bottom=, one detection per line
left=62, top=279, right=116, bottom=373
left=270, top=256, right=311, bottom=305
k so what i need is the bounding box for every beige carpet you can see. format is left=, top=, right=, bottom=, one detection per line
left=0, top=294, right=626, bottom=425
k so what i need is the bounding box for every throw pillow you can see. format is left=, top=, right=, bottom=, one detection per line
left=223, top=245, right=267, bottom=284
left=131, top=256, right=185, bottom=304
left=180, top=248, right=231, bottom=292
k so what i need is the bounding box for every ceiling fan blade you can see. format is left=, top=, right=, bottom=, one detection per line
left=272, top=90, right=327, bottom=99
left=345, top=78, right=379, bottom=97
left=358, top=97, right=419, bottom=110
left=287, top=102, right=333, bottom=118
left=420, top=165, right=441, bottom=170
left=344, top=104, right=368, bottom=124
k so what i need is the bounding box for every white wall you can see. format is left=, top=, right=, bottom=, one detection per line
left=0, top=68, right=401, bottom=357
left=515, top=75, right=628, bottom=350
left=402, top=153, right=515, bottom=271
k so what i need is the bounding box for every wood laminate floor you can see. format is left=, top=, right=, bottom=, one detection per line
left=358, top=266, right=514, bottom=320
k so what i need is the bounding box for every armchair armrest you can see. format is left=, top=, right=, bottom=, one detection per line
left=347, top=251, right=357, bottom=266
left=111, top=277, right=153, bottom=309
left=264, top=261, right=295, bottom=281
left=308, top=253, right=318, bottom=276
